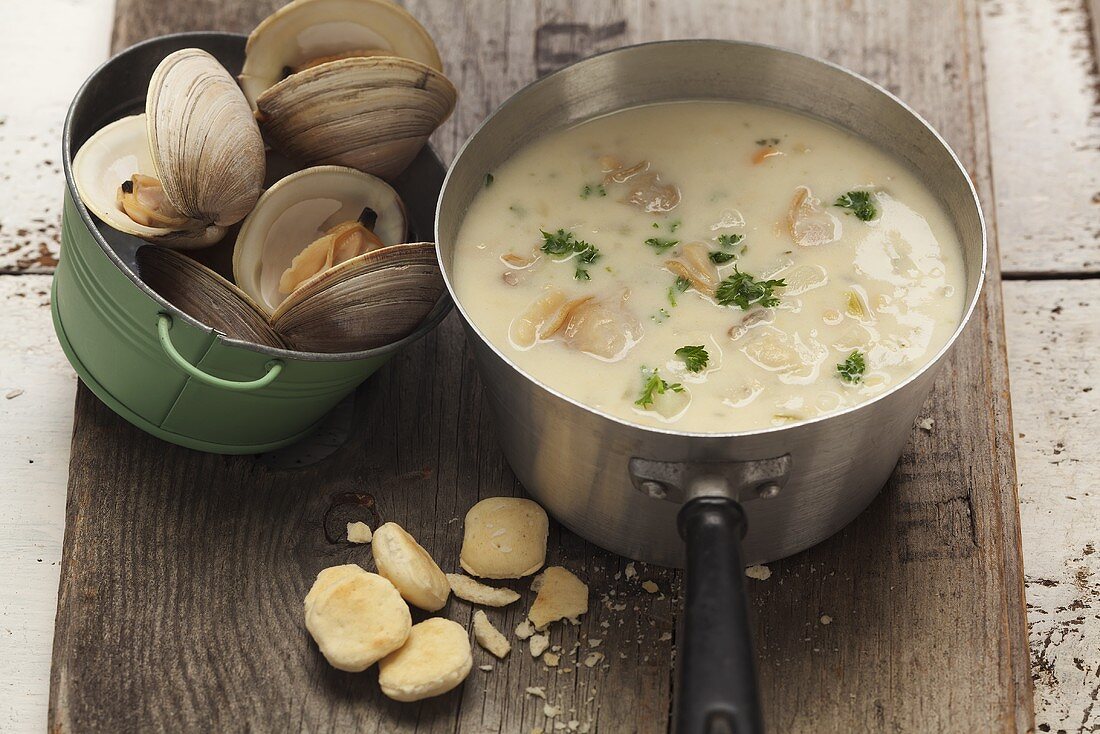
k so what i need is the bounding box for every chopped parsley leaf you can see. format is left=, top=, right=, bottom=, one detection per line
left=669, top=219, right=681, bottom=232
left=717, top=233, right=744, bottom=248
left=667, top=276, right=691, bottom=307
left=755, top=137, right=781, bottom=146
left=675, top=345, right=709, bottom=373
left=540, top=228, right=601, bottom=280
left=709, top=251, right=736, bottom=264
left=645, top=237, right=678, bottom=252
left=635, top=369, right=684, bottom=408
left=580, top=183, right=607, bottom=199
left=715, top=268, right=786, bottom=310
left=652, top=222, right=660, bottom=229
left=837, top=350, right=867, bottom=383
left=835, top=190, right=877, bottom=221
left=484, top=173, right=494, bottom=187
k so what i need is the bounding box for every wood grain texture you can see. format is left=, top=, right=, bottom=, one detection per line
left=49, top=1, right=1032, bottom=732
left=978, top=0, right=1100, bottom=276
left=0, top=275, right=77, bottom=732
left=1004, top=280, right=1100, bottom=733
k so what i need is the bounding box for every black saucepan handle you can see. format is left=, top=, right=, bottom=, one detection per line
left=674, top=496, right=763, bottom=734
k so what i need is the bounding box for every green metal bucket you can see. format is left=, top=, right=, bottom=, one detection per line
left=56, top=32, right=451, bottom=454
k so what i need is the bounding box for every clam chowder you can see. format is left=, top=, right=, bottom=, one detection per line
left=453, top=101, right=965, bottom=432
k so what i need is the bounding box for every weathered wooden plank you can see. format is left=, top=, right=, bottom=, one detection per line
left=0, top=0, right=113, bottom=274
left=49, top=1, right=1032, bottom=732
left=1003, top=280, right=1100, bottom=733
left=978, top=0, right=1100, bottom=275
left=0, top=275, right=78, bottom=732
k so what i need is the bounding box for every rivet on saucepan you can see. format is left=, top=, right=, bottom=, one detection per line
left=756, top=483, right=781, bottom=499
left=639, top=480, right=667, bottom=500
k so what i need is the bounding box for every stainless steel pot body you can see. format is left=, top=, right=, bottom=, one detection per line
left=436, top=40, right=985, bottom=567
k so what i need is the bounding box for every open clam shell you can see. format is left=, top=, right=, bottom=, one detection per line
left=233, top=165, right=408, bottom=315
left=255, top=56, right=457, bottom=180
left=270, top=243, right=445, bottom=353
left=137, top=246, right=286, bottom=348
left=72, top=115, right=226, bottom=248
left=239, top=0, right=444, bottom=108
left=146, top=48, right=266, bottom=227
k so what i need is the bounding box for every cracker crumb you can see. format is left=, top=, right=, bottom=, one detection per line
left=544, top=703, right=562, bottom=718
left=529, top=633, right=550, bottom=657
left=820, top=614, right=833, bottom=625
left=624, top=562, right=636, bottom=579
left=641, top=580, right=659, bottom=594
left=916, top=417, right=935, bottom=432
left=473, top=610, right=511, bottom=658
left=528, top=567, right=589, bottom=629
left=447, top=573, right=521, bottom=607
left=346, top=521, right=373, bottom=544
left=543, top=652, right=561, bottom=667
left=583, top=652, right=604, bottom=667
left=587, top=638, right=602, bottom=647
left=5, top=389, right=24, bottom=400
left=525, top=686, right=547, bottom=699
left=515, top=619, right=535, bottom=639
left=659, top=632, right=672, bottom=642
left=479, top=664, right=494, bottom=671
left=745, top=564, right=772, bottom=581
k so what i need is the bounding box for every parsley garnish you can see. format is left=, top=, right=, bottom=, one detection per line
left=717, top=233, right=744, bottom=248
left=580, top=183, right=606, bottom=199
left=540, top=228, right=601, bottom=280
left=635, top=369, right=683, bottom=408
left=667, top=276, right=691, bottom=307
left=645, top=237, right=678, bottom=252
left=675, top=345, right=709, bottom=373
left=669, top=219, right=681, bottom=232
left=837, top=351, right=866, bottom=383
left=652, top=222, right=660, bottom=229
left=715, top=268, right=786, bottom=310
left=484, top=173, right=494, bottom=187
left=755, top=137, right=780, bottom=146
left=709, top=251, right=736, bottom=264
left=835, top=191, right=876, bottom=221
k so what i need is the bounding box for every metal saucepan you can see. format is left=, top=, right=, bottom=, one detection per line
left=435, top=40, right=985, bottom=733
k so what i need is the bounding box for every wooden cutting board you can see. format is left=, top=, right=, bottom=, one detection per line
left=49, top=1, right=1033, bottom=732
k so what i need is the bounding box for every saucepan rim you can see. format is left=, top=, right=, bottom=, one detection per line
left=435, top=37, right=987, bottom=440
left=61, top=30, right=454, bottom=365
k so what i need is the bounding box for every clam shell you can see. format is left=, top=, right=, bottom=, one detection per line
left=255, top=57, right=457, bottom=180
left=239, top=0, right=444, bottom=108
left=137, top=246, right=286, bottom=348
left=146, top=48, right=266, bottom=226
left=233, top=165, right=408, bottom=315
left=71, top=114, right=225, bottom=248
left=271, top=243, right=444, bottom=353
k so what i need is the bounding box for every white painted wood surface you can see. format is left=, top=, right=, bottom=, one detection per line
left=0, top=1, right=1097, bottom=732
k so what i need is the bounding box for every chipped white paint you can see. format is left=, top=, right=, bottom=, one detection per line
left=1004, top=281, right=1100, bottom=733
left=0, top=0, right=114, bottom=273
left=979, top=0, right=1100, bottom=274
left=0, top=276, right=77, bottom=732
left=0, top=1, right=112, bottom=730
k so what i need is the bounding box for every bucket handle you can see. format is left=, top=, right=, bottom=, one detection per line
left=157, top=314, right=284, bottom=391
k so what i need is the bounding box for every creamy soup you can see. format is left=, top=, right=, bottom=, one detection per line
left=452, top=101, right=965, bottom=432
